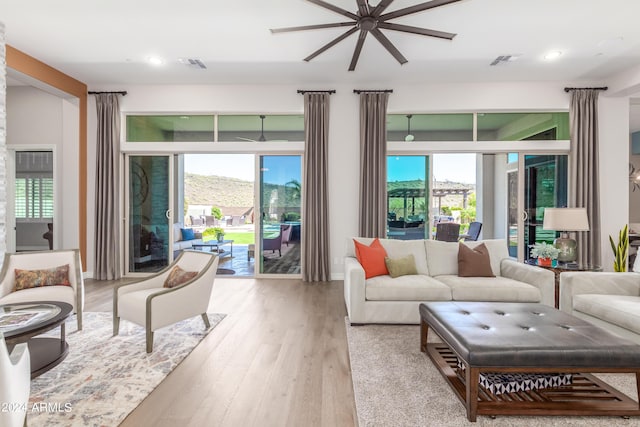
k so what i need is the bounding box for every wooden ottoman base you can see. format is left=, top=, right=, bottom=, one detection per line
left=424, top=341, right=640, bottom=422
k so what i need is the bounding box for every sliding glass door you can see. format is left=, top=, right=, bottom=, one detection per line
left=386, top=156, right=429, bottom=240
left=258, top=155, right=302, bottom=275
left=506, top=154, right=568, bottom=262
left=523, top=154, right=568, bottom=262
left=126, top=155, right=172, bottom=273
left=507, top=154, right=520, bottom=258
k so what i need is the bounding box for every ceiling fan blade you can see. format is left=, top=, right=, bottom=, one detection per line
left=356, top=0, right=370, bottom=16
left=377, top=22, right=456, bottom=40
left=370, top=28, right=407, bottom=65
left=370, top=0, right=395, bottom=17
left=379, top=0, right=461, bottom=21
left=270, top=22, right=355, bottom=34
left=306, top=0, right=359, bottom=20
left=304, top=26, right=359, bottom=62
left=349, top=30, right=368, bottom=71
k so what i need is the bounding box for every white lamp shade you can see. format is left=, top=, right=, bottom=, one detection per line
left=542, top=208, right=590, bottom=232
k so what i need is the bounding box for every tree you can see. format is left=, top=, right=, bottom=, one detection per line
left=285, top=179, right=302, bottom=209
left=210, top=206, right=223, bottom=219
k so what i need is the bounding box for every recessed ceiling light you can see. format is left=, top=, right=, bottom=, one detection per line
left=147, top=56, right=164, bottom=66
left=544, top=50, right=562, bottom=61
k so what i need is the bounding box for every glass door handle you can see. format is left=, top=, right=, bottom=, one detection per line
left=522, top=211, right=528, bottom=221
left=165, top=209, right=171, bottom=219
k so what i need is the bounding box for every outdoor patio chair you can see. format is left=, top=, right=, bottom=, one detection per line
left=204, top=215, right=219, bottom=227
left=462, top=221, right=482, bottom=241
left=435, top=222, right=461, bottom=242
left=281, top=224, right=293, bottom=246
left=113, top=250, right=219, bottom=352
left=263, top=224, right=286, bottom=256
left=189, top=215, right=205, bottom=227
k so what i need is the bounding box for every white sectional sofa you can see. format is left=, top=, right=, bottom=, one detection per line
left=344, top=238, right=555, bottom=325
left=559, top=272, right=640, bottom=344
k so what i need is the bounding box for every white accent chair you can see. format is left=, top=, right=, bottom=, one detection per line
left=0, top=332, right=30, bottom=427
left=113, top=251, right=219, bottom=352
left=0, top=249, right=84, bottom=330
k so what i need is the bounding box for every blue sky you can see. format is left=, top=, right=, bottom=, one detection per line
left=186, top=153, right=476, bottom=185
left=262, top=155, right=301, bottom=185
left=388, top=154, right=476, bottom=184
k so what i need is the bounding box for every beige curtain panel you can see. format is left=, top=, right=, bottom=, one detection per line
left=302, top=93, right=331, bottom=282
left=94, top=94, right=122, bottom=280
left=358, top=92, right=390, bottom=238
left=569, top=89, right=601, bottom=266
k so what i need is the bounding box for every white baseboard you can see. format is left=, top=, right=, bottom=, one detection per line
left=83, top=271, right=94, bottom=280
left=331, top=273, right=344, bottom=281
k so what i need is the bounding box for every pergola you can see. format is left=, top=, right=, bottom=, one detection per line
left=387, top=187, right=472, bottom=220
left=432, top=188, right=472, bottom=215
left=387, top=188, right=426, bottom=220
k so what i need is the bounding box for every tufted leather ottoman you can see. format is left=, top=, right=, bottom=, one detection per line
left=419, top=301, right=640, bottom=422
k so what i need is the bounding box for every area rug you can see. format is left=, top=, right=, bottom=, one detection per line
left=345, top=320, right=639, bottom=427
left=28, top=311, right=225, bottom=427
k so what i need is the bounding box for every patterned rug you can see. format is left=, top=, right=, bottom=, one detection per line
left=346, top=320, right=639, bottom=426
left=28, top=311, right=225, bottom=427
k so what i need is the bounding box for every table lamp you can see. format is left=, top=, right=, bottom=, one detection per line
left=542, top=208, right=590, bottom=263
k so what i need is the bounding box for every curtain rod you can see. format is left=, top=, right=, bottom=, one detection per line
left=88, top=91, right=128, bottom=96
left=297, top=90, right=336, bottom=94
left=353, top=89, right=393, bottom=94
left=563, top=87, right=608, bottom=93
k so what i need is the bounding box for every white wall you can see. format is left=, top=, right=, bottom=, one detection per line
left=88, top=81, right=586, bottom=278
left=599, top=95, right=631, bottom=271
left=6, top=86, right=80, bottom=254
left=0, top=23, right=5, bottom=257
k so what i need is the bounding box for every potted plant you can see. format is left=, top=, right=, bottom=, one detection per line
left=609, top=224, right=629, bottom=272
left=211, top=227, right=225, bottom=242
left=530, top=242, right=560, bottom=267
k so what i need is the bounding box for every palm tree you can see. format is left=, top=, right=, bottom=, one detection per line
left=285, top=179, right=301, bottom=202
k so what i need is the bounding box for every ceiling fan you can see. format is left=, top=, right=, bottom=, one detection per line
left=236, top=115, right=268, bottom=142
left=270, top=0, right=462, bottom=71
left=235, top=115, right=288, bottom=142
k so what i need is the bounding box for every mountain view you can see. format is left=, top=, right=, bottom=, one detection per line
left=185, top=173, right=474, bottom=211
left=184, top=173, right=254, bottom=207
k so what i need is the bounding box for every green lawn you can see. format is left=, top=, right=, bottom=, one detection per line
left=203, top=231, right=255, bottom=245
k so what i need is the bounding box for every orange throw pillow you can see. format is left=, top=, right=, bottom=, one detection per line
left=353, top=238, right=389, bottom=279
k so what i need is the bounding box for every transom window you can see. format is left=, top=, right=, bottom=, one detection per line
left=387, top=112, right=569, bottom=142
left=125, top=114, right=304, bottom=143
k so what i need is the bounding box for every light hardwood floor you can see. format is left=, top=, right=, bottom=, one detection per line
left=84, top=277, right=358, bottom=427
